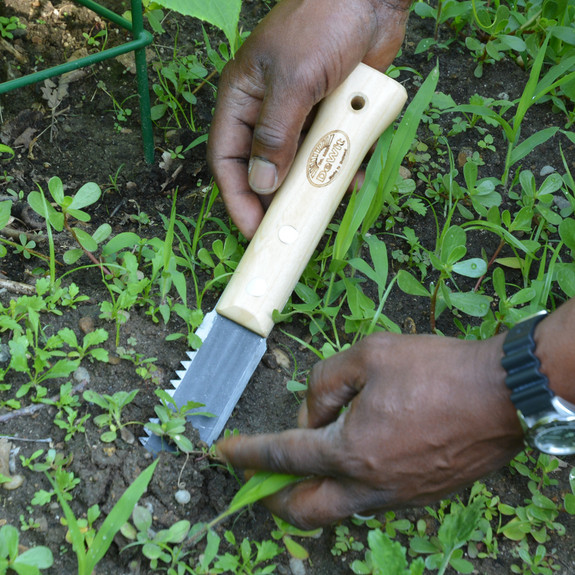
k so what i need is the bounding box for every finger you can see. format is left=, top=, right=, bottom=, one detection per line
left=260, top=476, right=387, bottom=530
left=301, top=343, right=371, bottom=429
left=216, top=426, right=341, bottom=477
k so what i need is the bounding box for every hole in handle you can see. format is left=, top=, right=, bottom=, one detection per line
left=350, top=95, right=366, bottom=111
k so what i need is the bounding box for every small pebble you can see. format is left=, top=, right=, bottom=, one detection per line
left=540, top=165, right=556, bottom=176
left=73, top=366, right=91, bottom=384
left=0, top=343, right=11, bottom=365
left=399, top=165, right=412, bottom=180
left=120, top=428, right=135, bottom=444
left=2, top=474, right=24, bottom=490
left=289, top=557, right=306, bottom=575
left=554, top=196, right=571, bottom=210
left=79, top=316, right=95, bottom=333
left=175, top=489, right=191, bottom=505
left=271, top=348, right=291, bottom=370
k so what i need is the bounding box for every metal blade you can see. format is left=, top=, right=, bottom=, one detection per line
left=141, top=311, right=266, bottom=452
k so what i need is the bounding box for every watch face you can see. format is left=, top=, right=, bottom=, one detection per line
left=532, top=420, right=575, bottom=455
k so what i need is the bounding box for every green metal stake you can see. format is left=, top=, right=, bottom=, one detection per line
left=0, top=0, right=155, bottom=163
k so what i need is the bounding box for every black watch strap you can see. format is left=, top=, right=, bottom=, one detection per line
left=502, top=311, right=553, bottom=417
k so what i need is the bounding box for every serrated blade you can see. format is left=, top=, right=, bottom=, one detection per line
left=141, top=311, right=266, bottom=452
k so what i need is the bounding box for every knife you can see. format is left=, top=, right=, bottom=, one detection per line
left=141, top=63, right=407, bottom=453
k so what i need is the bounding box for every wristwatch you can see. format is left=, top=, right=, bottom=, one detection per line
left=502, top=310, right=575, bottom=455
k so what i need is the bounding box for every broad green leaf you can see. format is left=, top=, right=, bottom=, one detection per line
left=72, top=228, right=98, bottom=252
left=441, top=226, right=466, bottom=264
left=27, top=190, right=64, bottom=231
left=495, top=256, right=523, bottom=269
left=48, top=176, right=65, bottom=204
left=449, top=292, right=492, bottom=317
left=558, top=265, right=575, bottom=297
left=452, top=258, right=487, bottom=278
left=63, top=248, right=84, bottom=265
left=102, top=232, right=142, bottom=256
left=68, top=181, right=101, bottom=210
left=499, top=34, right=526, bottom=51
left=92, top=223, right=112, bottom=244
left=283, top=536, right=309, bottom=560
left=0, top=200, right=12, bottom=230
left=153, top=0, right=241, bottom=50
left=564, top=493, right=575, bottom=515
left=132, top=505, right=153, bottom=532
left=397, top=270, right=430, bottom=297
left=409, top=536, right=439, bottom=554
left=0, top=143, right=15, bottom=158
left=509, top=287, right=537, bottom=306
left=14, top=546, right=54, bottom=569
left=0, top=524, right=19, bottom=560
left=560, top=218, right=575, bottom=252
left=165, top=520, right=191, bottom=544
left=449, top=555, right=474, bottom=573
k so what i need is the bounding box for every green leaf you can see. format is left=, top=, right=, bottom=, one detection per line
left=102, top=232, right=142, bottom=257
left=85, top=460, right=158, bottom=570
left=27, top=190, right=64, bottom=231
left=165, top=520, right=191, bottom=544
left=100, top=430, right=117, bottom=442
left=224, top=472, right=301, bottom=521
left=452, top=258, right=487, bottom=278
left=449, top=555, right=475, bottom=573
left=560, top=218, right=575, bottom=252
left=132, top=505, right=153, bottom=532
left=0, top=143, right=15, bottom=159
left=63, top=248, right=84, bottom=265
left=449, top=292, right=491, bottom=317
left=397, top=270, right=430, bottom=297
left=14, top=546, right=54, bottom=569
left=73, top=228, right=98, bottom=252
left=83, top=329, right=109, bottom=348
left=441, top=226, right=467, bottom=264
left=92, top=223, right=112, bottom=244
left=564, top=493, right=575, bottom=515
left=68, top=182, right=101, bottom=210
left=0, top=200, right=12, bottom=230
left=152, top=0, right=241, bottom=50
left=0, top=524, right=19, bottom=561
left=283, top=536, right=309, bottom=560
left=48, top=176, right=65, bottom=205
left=410, top=536, right=439, bottom=554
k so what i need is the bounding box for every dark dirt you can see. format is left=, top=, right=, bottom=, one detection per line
left=0, top=1, right=574, bottom=574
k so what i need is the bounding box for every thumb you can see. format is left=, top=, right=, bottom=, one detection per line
left=248, top=89, right=317, bottom=195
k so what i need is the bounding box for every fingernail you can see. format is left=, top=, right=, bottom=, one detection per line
left=249, top=157, right=278, bottom=194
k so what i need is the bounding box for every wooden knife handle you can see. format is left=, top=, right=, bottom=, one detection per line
left=216, top=63, right=408, bottom=337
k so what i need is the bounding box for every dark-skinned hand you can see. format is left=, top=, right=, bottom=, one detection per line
left=217, top=332, right=525, bottom=530
left=207, top=0, right=410, bottom=239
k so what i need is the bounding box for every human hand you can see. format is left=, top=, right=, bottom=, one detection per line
left=207, top=0, right=410, bottom=239
left=217, top=332, right=525, bottom=529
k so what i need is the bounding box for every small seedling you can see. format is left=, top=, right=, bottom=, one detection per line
left=0, top=524, right=53, bottom=574
left=83, top=389, right=140, bottom=443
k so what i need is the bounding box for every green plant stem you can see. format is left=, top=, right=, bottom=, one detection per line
left=430, top=277, right=443, bottom=333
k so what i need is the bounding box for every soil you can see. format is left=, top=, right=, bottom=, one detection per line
left=0, top=1, right=574, bottom=574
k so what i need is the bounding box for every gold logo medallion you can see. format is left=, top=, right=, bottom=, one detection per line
left=306, top=130, right=350, bottom=188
